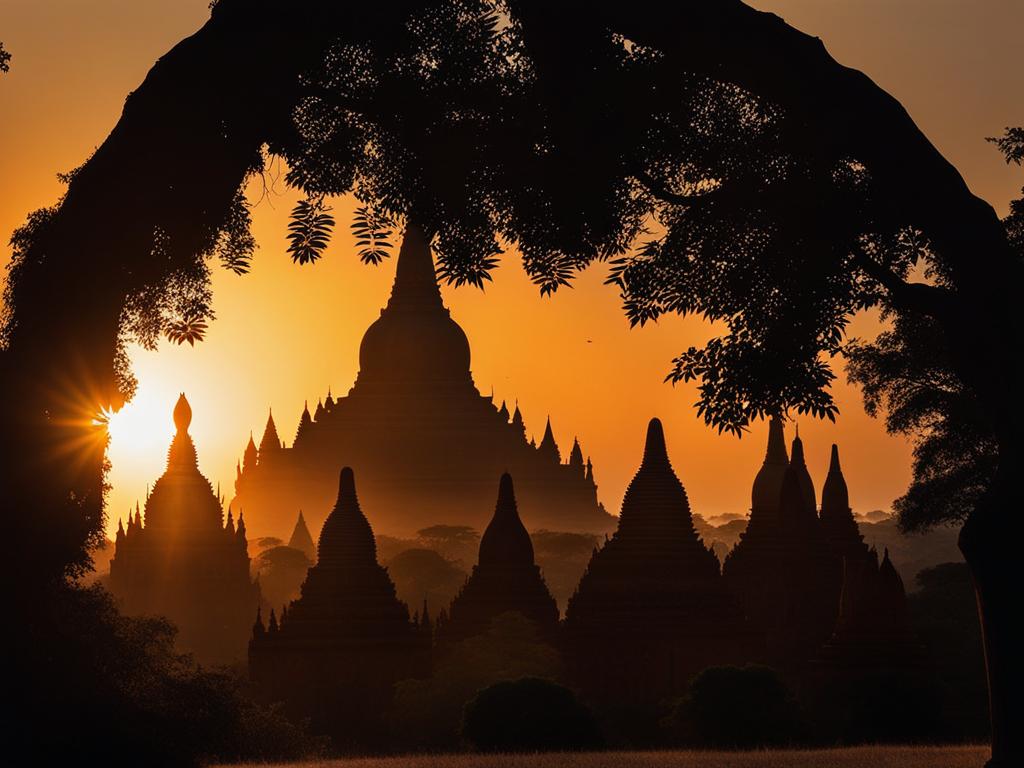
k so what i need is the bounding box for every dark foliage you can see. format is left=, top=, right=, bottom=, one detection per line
left=909, top=562, right=990, bottom=741
left=14, top=584, right=318, bottom=767
left=0, top=40, right=10, bottom=73
left=988, top=127, right=1024, bottom=166
left=351, top=205, right=395, bottom=264
left=287, top=196, right=335, bottom=264
left=462, top=677, right=603, bottom=752
left=844, top=129, right=1021, bottom=534
left=254, top=545, right=313, bottom=610
left=846, top=313, right=998, bottom=531
left=386, top=547, right=468, bottom=611
left=669, top=665, right=802, bottom=748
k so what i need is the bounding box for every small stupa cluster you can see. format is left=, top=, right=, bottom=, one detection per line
left=109, top=394, right=259, bottom=665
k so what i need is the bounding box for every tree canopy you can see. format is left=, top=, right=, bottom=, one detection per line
left=2, top=4, right=1021, bottom=761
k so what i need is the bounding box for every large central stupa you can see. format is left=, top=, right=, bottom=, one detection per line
left=233, top=224, right=614, bottom=539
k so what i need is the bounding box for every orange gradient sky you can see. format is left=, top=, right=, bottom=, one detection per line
left=2, top=1, right=1022, bottom=540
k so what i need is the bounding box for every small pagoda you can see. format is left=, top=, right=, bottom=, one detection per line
left=564, top=418, right=755, bottom=705
left=249, top=467, right=429, bottom=746
left=109, top=394, right=259, bottom=665
left=440, top=473, right=559, bottom=642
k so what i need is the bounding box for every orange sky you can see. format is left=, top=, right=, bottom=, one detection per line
left=2, top=1, right=1022, bottom=540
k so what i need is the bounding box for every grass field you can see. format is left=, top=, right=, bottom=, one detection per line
left=225, top=745, right=988, bottom=768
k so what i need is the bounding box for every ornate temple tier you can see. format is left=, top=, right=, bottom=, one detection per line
left=564, top=418, right=756, bottom=704
left=109, top=394, right=259, bottom=665
left=232, top=224, right=614, bottom=539
left=440, top=473, right=560, bottom=642
left=249, top=467, right=429, bottom=744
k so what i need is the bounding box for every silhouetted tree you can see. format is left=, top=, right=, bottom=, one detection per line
left=0, top=41, right=10, bottom=73
left=386, top=547, right=468, bottom=612
left=15, top=584, right=318, bottom=767
left=462, top=677, right=603, bottom=752
left=254, top=544, right=312, bottom=610
left=3, top=3, right=1020, bottom=762
left=668, top=665, right=802, bottom=748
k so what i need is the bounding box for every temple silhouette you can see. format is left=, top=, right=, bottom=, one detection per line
left=438, top=473, right=560, bottom=643
left=109, top=394, right=259, bottom=664
left=249, top=467, right=430, bottom=745
left=723, top=419, right=924, bottom=673
left=232, top=224, right=614, bottom=539
left=564, top=418, right=756, bottom=705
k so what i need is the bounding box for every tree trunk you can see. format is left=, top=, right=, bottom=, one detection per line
left=960, top=445, right=1022, bottom=767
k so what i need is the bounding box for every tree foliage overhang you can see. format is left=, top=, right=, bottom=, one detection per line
left=2, top=0, right=1020, bottom=568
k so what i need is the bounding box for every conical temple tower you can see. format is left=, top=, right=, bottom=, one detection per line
left=564, top=418, right=754, bottom=705
left=441, top=473, right=559, bottom=642
left=233, top=223, right=613, bottom=539
left=249, top=467, right=429, bottom=745
left=723, top=419, right=837, bottom=666
left=110, top=394, right=259, bottom=665
left=288, top=510, right=316, bottom=562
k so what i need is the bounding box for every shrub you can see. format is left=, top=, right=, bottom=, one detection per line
left=462, top=677, right=603, bottom=752
left=670, top=665, right=802, bottom=748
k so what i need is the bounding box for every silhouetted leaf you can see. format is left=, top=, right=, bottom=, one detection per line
left=351, top=205, right=394, bottom=265
left=287, top=196, right=335, bottom=265
left=165, top=316, right=208, bottom=346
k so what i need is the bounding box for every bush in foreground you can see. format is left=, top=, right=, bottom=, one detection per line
left=15, top=583, right=319, bottom=766
left=462, top=677, right=603, bottom=752
left=669, top=665, right=802, bottom=748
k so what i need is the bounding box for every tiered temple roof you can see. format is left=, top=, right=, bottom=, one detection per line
left=564, top=418, right=754, bottom=704
left=232, top=224, right=614, bottom=540
left=723, top=420, right=838, bottom=665
left=288, top=510, right=316, bottom=562
left=440, top=473, right=559, bottom=642
left=109, top=394, right=258, bottom=665
left=249, top=467, right=428, bottom=744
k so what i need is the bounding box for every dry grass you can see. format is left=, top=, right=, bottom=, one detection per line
left=224, top=745, right=988, bottom=768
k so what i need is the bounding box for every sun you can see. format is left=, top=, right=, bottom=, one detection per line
left=105, top=394, right=177, bottom=455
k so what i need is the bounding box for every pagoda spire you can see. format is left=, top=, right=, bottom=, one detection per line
left=511, top=402, right=525, bottom=434
left=317, top=467, right=379, bottom=568
left=538, top=417, right=561, bottom=464
left=166, top=394, right=199, bottom=471
left=478, top=473, right=535, bottom=569
left=295, top=401, right=313, bottom=444
left=259, top=409, right=282, bottom=455
left=788, top=431, right=818, bottom=518
left=498, top=400, right=510, bottom=422
left=314, top=398, right=325, bottom=422
left=750, top=416, right=789, bottom=519
left=568, top=438, right=585, bottom=470
left=821, top=444, right=851, bottom=523
left=288, top=510, right=316, bottom=561
left=617, top=418, right=699, bottom=539
left=585, top=457, right=595, bottom=483
left=243, top=432, right=258, bottom=472
left=385, top=222, right=443, bottom=312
